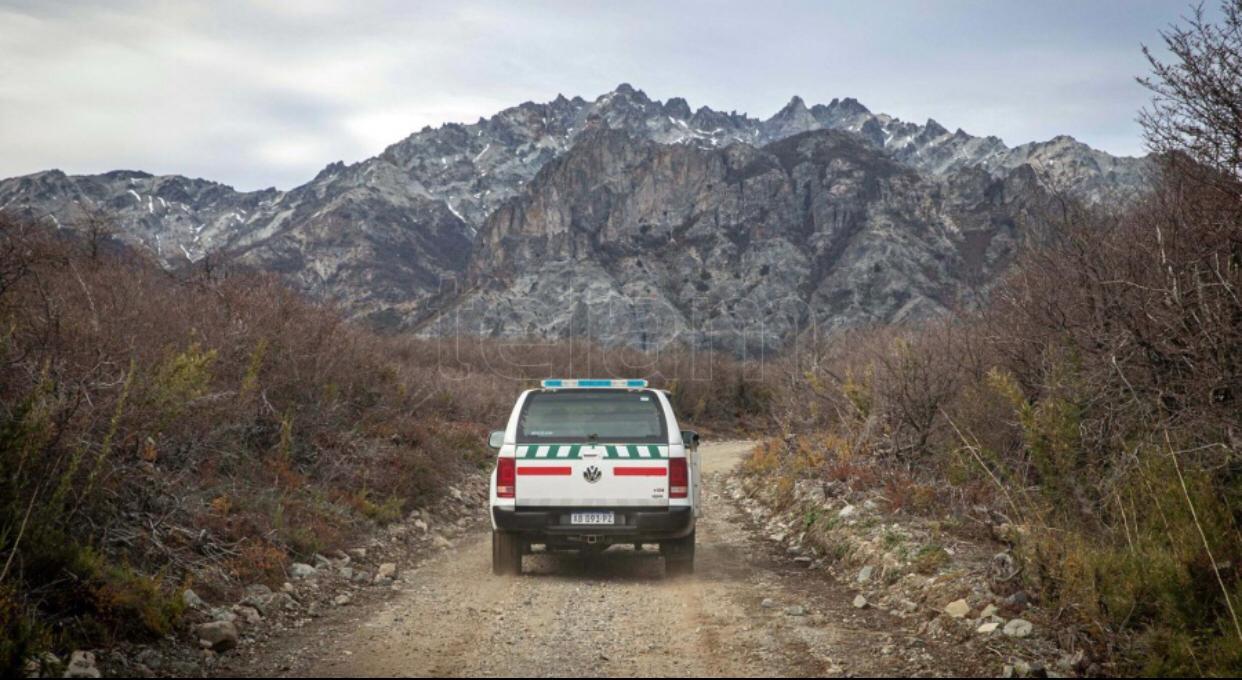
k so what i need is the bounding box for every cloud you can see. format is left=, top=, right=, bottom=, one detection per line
left=0, top=0, right=1194, bottom=190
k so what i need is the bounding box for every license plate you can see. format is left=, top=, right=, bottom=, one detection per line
left=570, top=511, right=615, bottom=525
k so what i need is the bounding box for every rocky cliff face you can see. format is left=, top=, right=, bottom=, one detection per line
left=419, top=128, right=1050, bottom=353
left=0, top=84, right=1149, bottom=344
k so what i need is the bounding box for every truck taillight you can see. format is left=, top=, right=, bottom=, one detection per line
left=497, top=457, right=516, bottom=498
left=669, top=457, right=688, bottom=499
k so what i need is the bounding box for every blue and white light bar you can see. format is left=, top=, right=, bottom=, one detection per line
left=541, top=378, right=648, bottom=389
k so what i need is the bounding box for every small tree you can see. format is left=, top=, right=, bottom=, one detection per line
left=1139, top=1, right=1242, bottom=199
left=69, top=206, right=118, bottom=262
left=0, top=218, right=37, bottom=302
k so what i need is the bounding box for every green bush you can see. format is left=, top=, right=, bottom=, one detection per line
left=70, top=549, right=186, bottom=641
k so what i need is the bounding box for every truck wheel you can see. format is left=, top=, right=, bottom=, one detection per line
left=662, top=531, right=695, bottom=577
left=492, top=531, right=523, bottom=575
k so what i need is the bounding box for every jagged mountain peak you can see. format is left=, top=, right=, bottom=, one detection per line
left=312, top=160, right=348, bottom=180
left=664, top=96, right=692, bottom=120
left=923, top=118, right=949, bottom=137
left=779, top=95, right=808, bottom=112
left=596, top=82, right=652, bottom=105
left=829, top=96, right=871, bottom=116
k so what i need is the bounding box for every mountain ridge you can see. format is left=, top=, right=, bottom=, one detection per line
left=0, top=84, right=1151, bottom=342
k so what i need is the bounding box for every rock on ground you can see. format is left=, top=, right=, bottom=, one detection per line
left=289, top=563, right=317, bottom=579
left=943, top=599, right=971, bottom=619
left=1003, top=619, right=1034, bottom=638
left=375, top=563, right=398, bottom=582
left=182, top=589, right=207, bottom=611
left=64, top=650, right=100, bottom=678
left=195, top=621, right=239, bottom=652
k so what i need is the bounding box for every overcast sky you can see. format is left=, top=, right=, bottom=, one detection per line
left=0, top=0, right=1201, bottom=191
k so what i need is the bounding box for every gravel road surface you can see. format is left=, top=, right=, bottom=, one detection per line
left=250, top=441, right=975, bottom=677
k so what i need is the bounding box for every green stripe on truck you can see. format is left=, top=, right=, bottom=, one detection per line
left=515, top=445, right=668, bottom=459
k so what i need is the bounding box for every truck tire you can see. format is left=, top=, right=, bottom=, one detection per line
left=492, top=531, right=523, bottom=576
left=662, top=530, right=695, bottom=577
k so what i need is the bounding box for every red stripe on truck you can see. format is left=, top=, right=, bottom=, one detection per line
left=613, top=466, right=668, bottom=477
left=516, top=466, right=572, bottom=476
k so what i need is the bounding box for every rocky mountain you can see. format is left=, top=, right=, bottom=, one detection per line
left=0, top=84, right=1151, bottom=342
left=418, top=128, right=1051, bottom=354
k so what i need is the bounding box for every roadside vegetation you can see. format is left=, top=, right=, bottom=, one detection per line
left=0, top=222, right=490, bottom=673
left=0, top=217, right=763, bottom=674
left=743, top=4, right=1242, bottom=673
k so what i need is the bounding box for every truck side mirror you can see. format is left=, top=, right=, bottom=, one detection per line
left=681, top=430, right=700, bottom=449
left=488, top=431, right=505, bottom=449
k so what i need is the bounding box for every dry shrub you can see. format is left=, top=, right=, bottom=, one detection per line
left=0, top=222, right=489, bottom=670
left=410, top=334, right=769, bottom=432
left=228, top=541, right=290, bottom=586
left=882, top=475, right=939, bottom=516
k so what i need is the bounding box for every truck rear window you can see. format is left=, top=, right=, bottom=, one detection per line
left=517, top=390, right=667, bottom=444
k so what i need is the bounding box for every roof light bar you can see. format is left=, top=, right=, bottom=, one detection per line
left=540, top=378, right=648, bottom=389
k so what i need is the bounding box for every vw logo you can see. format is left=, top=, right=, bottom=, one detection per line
left=583, top=465, right=602, bottom=483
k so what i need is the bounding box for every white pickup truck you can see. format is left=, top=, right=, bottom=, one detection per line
left=487, top=379, right=701, bottom=576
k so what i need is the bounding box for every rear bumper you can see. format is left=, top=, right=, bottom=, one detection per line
left=493, top=506, right=694, bottom=543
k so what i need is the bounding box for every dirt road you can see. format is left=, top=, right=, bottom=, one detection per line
left=246, top=441, right=968, bottom=677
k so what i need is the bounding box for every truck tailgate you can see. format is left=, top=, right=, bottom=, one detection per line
left=514, top=444, right=669, bottom=507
